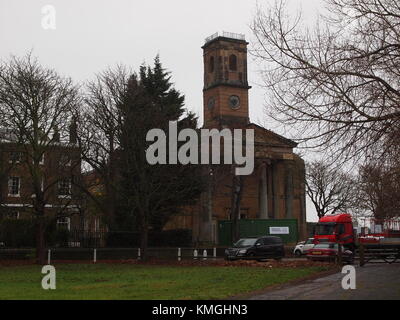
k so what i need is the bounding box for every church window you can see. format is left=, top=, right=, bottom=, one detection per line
left=229, top=54, right=237, bottom=71
left=209, top=56, right=215, bottom=73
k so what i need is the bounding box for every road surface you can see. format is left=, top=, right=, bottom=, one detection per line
left=248, top=263, right=400, bottom=300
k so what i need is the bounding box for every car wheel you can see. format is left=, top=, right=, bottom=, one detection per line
left=248, top=252, right=256, bottom=260
left=294, top=250, right=302, bottom=257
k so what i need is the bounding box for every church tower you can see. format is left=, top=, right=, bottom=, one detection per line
left=202, top=32, right=251, bottom=128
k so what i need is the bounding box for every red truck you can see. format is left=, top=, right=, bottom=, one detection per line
left=314, top=213, right=400, bottom=252
left=314, top=213, right=356, bottom=251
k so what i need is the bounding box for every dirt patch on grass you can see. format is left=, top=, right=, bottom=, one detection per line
left=0, top=258, right=334, bottom=269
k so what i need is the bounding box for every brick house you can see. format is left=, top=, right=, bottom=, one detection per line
left=0, top=127, right=84, bottom=231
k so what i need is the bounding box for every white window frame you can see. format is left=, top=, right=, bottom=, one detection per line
left=58, top=178, right=72, bottom=199
left=8, top=177, right=21, bottom=197
left=57, top=217, right=71, bottom=231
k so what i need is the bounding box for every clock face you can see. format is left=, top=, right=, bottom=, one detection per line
left=229, top=95, right=240, bottom=110
left=207, top=97, right=215, bottom=110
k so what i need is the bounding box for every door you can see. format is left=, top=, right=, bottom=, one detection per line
left=254, top=239, right=264, bottom=256
left=303, top=238, right=315, bottom=253
left=261, top=238, right=276, bottom=257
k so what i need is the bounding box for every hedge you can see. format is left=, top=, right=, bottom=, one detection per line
left=106, top=229, right=192, bottom=248
left=0, top=220, right=192, bottom=248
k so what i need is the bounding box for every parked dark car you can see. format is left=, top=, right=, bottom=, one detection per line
left=224, top=236, right=285, bottom=261
left=307, top=243, right=354, bottom=264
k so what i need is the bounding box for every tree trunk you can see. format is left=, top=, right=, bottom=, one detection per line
left=140, top=224, right=149, bottom=261
left=36, top=217, right=46, bottom=265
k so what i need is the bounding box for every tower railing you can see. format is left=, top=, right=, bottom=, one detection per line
left=204, top=31, right=246, bottom=44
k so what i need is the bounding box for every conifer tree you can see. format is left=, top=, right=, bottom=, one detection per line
left=118, top=57, right=205, bottom=257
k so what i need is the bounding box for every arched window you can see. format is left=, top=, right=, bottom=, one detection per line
left=229, top=54, right=237, bottom=71
left=209, top=56, right=215, bottom=73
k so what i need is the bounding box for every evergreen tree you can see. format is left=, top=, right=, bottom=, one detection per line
left=117, top=57, right=205, bottom=256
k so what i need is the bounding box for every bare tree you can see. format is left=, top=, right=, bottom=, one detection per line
left=252, top=0, right=400, bottom=163
left=77, top=66, right=130, bottom=230
left=306, top=161, right=356, bottom=218
left=0, top=54, right=80, bottom=263
left=358, top=160, right=400, bottom=219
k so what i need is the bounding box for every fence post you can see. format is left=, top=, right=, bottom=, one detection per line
left=178, top=248, right=181, bottom=261
left=194, top=249, right=198, bottom=260
left=359, top=243, right=365, bottom=267
left=94, top=248, right=97, bottom=264
left=138, top=248, right=141, bottom=260
left=213, top=247, right=217, bottom=259
left=47, top=249, right=51, bottom=265
left=203, top=249, right=207, bottom=260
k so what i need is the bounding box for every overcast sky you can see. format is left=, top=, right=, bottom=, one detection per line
left=0, top=0, right=325, bottom=222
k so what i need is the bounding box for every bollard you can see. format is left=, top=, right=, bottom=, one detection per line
left=203, top=249, right=207, bottom=260
left=138, top=248, right=141, bottom=260
left=194, top=249, right=198, bottom=260
left=213, top=247, right=217, bottom=259
left=94, top=248, right=97, bottom=264
left=47, top=249, right=51, bottom=265
left=178, top=248, right=181, bottom=261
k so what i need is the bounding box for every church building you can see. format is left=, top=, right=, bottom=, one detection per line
left=166, top=32, right=307, bottom=244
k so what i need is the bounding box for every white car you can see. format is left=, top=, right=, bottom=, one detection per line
left=293, top=238, right=315, bottom=256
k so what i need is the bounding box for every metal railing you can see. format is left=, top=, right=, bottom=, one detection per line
left=0, top=247, right=226, bottom=262
left=205, top=31, right=246, bottom=44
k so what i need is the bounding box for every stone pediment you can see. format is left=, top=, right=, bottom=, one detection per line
left=247, top=123, right=298, bottom=149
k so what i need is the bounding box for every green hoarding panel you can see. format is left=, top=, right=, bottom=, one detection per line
left=218, top=219, right=298, bottom=246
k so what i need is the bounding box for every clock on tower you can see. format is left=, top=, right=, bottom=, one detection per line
left=202, top=32, right=251, bottom=128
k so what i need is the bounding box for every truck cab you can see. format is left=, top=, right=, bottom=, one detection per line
left=314, top=213, right=355, bottom=251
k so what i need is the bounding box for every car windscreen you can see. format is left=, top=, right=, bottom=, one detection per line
left=233, top=238, right=257, bottom=247
left=314, top=223, right=336, bottom=235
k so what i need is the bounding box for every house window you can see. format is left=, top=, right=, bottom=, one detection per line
left=9, top=151, right=22, bottom=164
left=8, top=177, right=20, bottom=197
left=57, top=217, right=71, bottom=231
left=60, top=154, right=71, bottom=167
left=229, top=54, right=237, bottom=71
left=58, top=178, right=72, bottom=198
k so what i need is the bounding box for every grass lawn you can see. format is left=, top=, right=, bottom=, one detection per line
left=0, top=264, right=330, bottom=300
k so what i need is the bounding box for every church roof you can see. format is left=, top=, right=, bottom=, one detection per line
left=246, top=123, right=298, bottom=148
